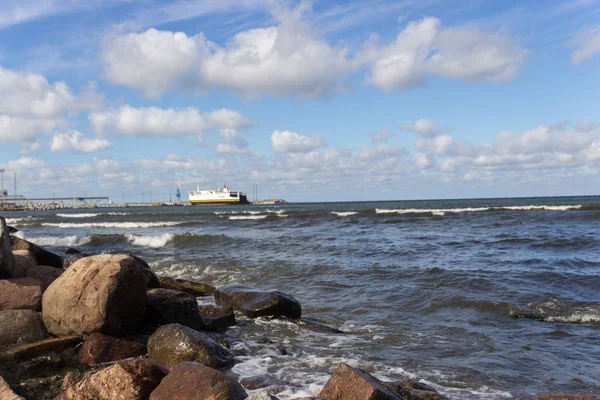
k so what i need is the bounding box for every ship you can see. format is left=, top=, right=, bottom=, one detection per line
left=188, top=184, right=249, bottom=205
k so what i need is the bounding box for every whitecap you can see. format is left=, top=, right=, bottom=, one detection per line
left=56, top=213, right=99, bottom=218
left=229, top=215, right=267, bottom=220
left=125, top=233, right=174, bottom=248
left=42, top=221, right=182, bottom=228
left=331, top=211, right=358, bottom=217
left=375, top=207, right=490, bottom=215
left=501, top=205, right=581, bottom=211
left=25, top=235, right=92, bottom=247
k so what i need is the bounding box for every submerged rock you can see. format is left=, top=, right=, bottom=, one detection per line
left=392, top=380, right=447, bottom=400
left=199, top=305, right=236, bottom=331
left=11, top=250, right=36, bottom=278
left=42, top=254, right=147, bottom=337
left=57, top=359, right=167, bottom=400
left=145, top=288, right=206, bottom=330
left=159, top=276, right=215, bottom=296
left=240, top=374, right=293, bottom=394
left=0, top=310, right=47, bottom=349
left=0, top=278, right=43, bottom=311
left=147, top=323, right=234, bottom=369
left=149, top=361, right=246, bottom=400
left=319, top=363, right=400, bottom=400
left=78, top=333, right=146, bottom=365
left=214, top=284, right=302, bottom=319
left=0, top=217, right=16, bottom=279
left=10, top=237, right=63, bottom=270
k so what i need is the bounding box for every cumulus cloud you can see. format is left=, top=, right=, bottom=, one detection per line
left=401, top=118, right=448, bottom=137
left=271, top=130, right=326, bottom=153
left=89, top=105, right=250, bottom=137
left=366, top=17, right=527, bottom=91
left=570, top=27, right=600, bottom=65
left=0, top=115, right=63, bottom=144
left=371, top=129, right=395, bottom=142
left=50, top=130, right=113, bottom=153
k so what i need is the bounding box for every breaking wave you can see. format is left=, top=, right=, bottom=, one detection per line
left=229, top=215, right=268, bottom=220
left=56, top=213, right=99, bottom=218
left=375, top=204, right=583, bottom=216
left=23, top=235, right=92, bottom=247
left=125, top=233, right=174, bottom=248
left=42, top=221, right=183, bottom=229
left=510, top=298, right=600, bottom=324
left=331, top=211, right=358, bottom=217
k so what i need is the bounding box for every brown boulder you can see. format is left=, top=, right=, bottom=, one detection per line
left=57, top=358, right=167, bottom=400
left=0, top=376, right=24, bottom=400
left=0, top=310, right=47, bottom=349
left=523, top=395, right=600, bottom=400
left=42, top=254, right=147, bottom=337
left=392, top=380, right=447, bottom=400
left=214, top=284, right=302, bottom=319
left=149, top=361, right=246, bottom=400
left=159, top=276, right=215, bottom=296
left=10, top=236, right=63, bottom=270
left=240, top=373, right=292, bottom=393
left=0, top=278, right=43, bottom=311
left=11, top=250, right=36, bottom=278
left=145, top=288, right=206, bottom=330
left=320, top=363, right=400, bottom=400
left=200, top=305, right=236, bottom=331
left=78, top=333, right=146, bottom=365
left=130, top=255, right=161, bottom=288
left=25, top=265, right=63, bottom=290
left=147, top=323, right=234, bottom=369
left=0, top=217, right=16, bottom=278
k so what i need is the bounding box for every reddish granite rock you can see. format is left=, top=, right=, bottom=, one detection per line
left=25, top=265, right=63, bottom=290
left=78, top=333, right=146, bottom=365
left=0, top=278, right=43, bottom=311
left=319, top=363, right=400, bottom=400
left=199, top=305, right=236, bottom=331
left=523, top=395, right=600, bottom=400
left=11, top=250, right=37, bottom=278
left=57, top=359, right=167, bottom=400
left=149, top=361, right=246, bottom=400
left=214, top=284, right=301, bottom=319
left=0, top=310, right=47, bottom=349
left=10, top=237, right=63, bottom=270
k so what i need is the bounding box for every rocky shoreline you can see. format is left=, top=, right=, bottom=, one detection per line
left=0, top=216, right=596, bottom=400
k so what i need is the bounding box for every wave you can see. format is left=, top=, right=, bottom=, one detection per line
left=25, top=235, right=92, bottom=247
left=375, top=204, right=584, bottom=216
left=229, top=215, right=267, bottom=220
left=56, top=213, right=100, bottom=218
left=331, top=211, right=358, bottom=217
left=42, top=221, right=183, bottom=228
left=510, top=298, right=600, bottom=324
left=501, top=205, right=582, bottom=211
left=125, top=233, right=174, bottom=248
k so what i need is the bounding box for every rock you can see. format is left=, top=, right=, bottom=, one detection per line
left=42, top=254, right=147, bottom=337
left=65, top=248, right=81, bottom=255
left=246, top=391, right=279, bottom=400
left=0, top=278, right=43, bottom=311
left=145, top=288, right=206, bottom=330
left=199, top=305, right=236, bottom=331
left=11, top=250, right=37, bottom=278
left=130, top=255, right=161, bottom=289
left=0, top=376, right=24, bottom=400
left=78, top=333, right=146, bottom=365
left=10, top=236, right=63, bottom=270
left=0, top=217, right=16, bottom=278
left=25, top=265, right=63, bottom=290
left=7, top=226, right=18, bottom=234
left=0, top=336, right=81, bottom=362
left=523, top=395, right=600, bottom=400
left=392, top=380, right=447, bottom=400
left=159, top=276, right=215, bottom=296
left=319, top=363, right=400, bottom=400
left=240, top=374, right=292, bottom=394
left=63, top=253, right=90, bottom=269
left=0, top=310, right=47, bottom=349
left=149, top=361, right=246, bottom=400
left=294, top=318, right=345, bottom=334
left=147, top=323, right=234, bottom=369
left=214, top=284, right=302, bottom=319
left=57, top=358, right=167, bottom=400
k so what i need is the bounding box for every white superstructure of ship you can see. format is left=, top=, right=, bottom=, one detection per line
left=188, top=184, right=249, bottom=205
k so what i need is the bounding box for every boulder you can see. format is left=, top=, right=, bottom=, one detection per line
left=0, top=278, right=43, bottom=311
left=65, top=248, right=81, bottom=255
left=392, top=381, right=447, bottom=400
left=7, top=226, right=18, bottom=234
left=0, top=310, right=47, bottom=349
left=0, top=376, right=24, bottom=400
left=319, top=363, right=400, bottom=400
left=145, top=288, right=206, bottom=330
left=240, top=374, right=292, bottom=394
left=147, top=323, right=234, bottom=369
left=78, top=333, right=146, bottom=365
left=0, top=217, right=16, bottom=278
left=199, top=305, right=236, bottom=331
left=42, top=254, right=147, bottom=337
left=57, top=359, right=167, bottom=400
left=214, top=284, right=302, bottom=319
left=25, top=265, right=63, bottom=290
left=0, top=336, right=81, bottom=363
left=63, top=253, right=90, bottom=269
left=523, top=395, right=600, bottom=400
left=159, top=276, right=215, bottom=296
left=10, top=237, right=63, bottom=270
left=149, top=361, right=246, bottom=400
left=11, top=250, right=37, bottom=278
left=130, top=255, right=161, bottom=288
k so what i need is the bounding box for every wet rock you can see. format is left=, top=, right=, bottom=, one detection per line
left=159, top=276, right=215, bottom=296
left=42, top=254, right=147, bottom=337
left=0, top=376, right=24, bottom=400
left=10, top=236, right=63, bottom=270
left=11, top=250, right=37, bottom=278
left=214, top=284, right=302, bottom=319
left=78, top=332, right=146, bottom=365
left=0, top=217, right=16, bottom=278
left=63, top=253, right=90, bottom=269
left=523, top=395, right=600, bottom=400
left=65, top=248, right=81, bottom=255
left=293, top=317, right=345, bottom=334
left=0, top=310, right=47, bottom=349
left=240, top=374, right=292, bottom=394
left=147, top=323, right=234, bottom=369
left=25, top=265, right=63, bottom=290
left=7, top=226, right=18, bottom=234
left=320, top=362, right=400, bottom=400
left=144, top=288, right=206, bottom=330
left=57, top=358, right=167, bottom=400
left=199, top=305, right=236, bottom=331
left=149, top=361, right=246, bottom=400
left=392, top=380, right=447, bottom=400
left=0, top=278, right=43, bottom=311
left=0, top=336, right=81, bottom=363
left=12, top=374, right=65, bottom=400
left=130, top=255, right=161, bottom=289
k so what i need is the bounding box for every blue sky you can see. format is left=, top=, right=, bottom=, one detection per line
left=0, top=0, right=599, bottom=202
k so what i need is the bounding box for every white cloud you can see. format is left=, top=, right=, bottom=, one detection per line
left=401, top=118, right=448, bottom=137
left=89, top=105, right=250, bottom=137
left=0, top=115, right=62, bottom=144
left=6, top=157, right=46, bottom=170
left=371, top=129, right=395, bottom=142
left=50, top=130, right=113, bottom=153
left=576, top=121, right=600, bottom=132
left=366, top=17, right=526, bottom=91
left=271, top=130, right=326, bottom=153
left=570, top=27, right=600, bottom=65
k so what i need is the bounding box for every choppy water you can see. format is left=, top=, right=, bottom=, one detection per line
left=5, top=196, right=600, bottom=399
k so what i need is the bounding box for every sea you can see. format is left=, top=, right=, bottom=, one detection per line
left=4, top=196, right=600, bottom=399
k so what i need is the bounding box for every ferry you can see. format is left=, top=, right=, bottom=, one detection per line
left=188, top=185, right=249, bottom=205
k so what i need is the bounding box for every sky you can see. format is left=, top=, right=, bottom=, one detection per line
left=0, top=0, right=599, bottom=202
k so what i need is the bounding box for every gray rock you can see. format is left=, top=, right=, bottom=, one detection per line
left=214, top=284, right=302, bottom=319
left=0, top=310, right=47, bottom=349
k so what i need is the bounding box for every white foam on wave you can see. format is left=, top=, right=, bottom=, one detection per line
left=423, top=380, right=513, bottom=399
left=3, top=218, right=21, bottom=224
left=42, top=221, right=182, bottom=228
left=56, top=213, right=99, bottom=218
left=125, top=233, right=174, bottom=248
left=25, top=235, right=92, bottom=247
left=331, top=211, right=358, bottom=217
left=229, top=215, right=267, bottom=220
left=376, top=207, right=489, bottom=216
left=502, top=204, right=581, bottom=211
